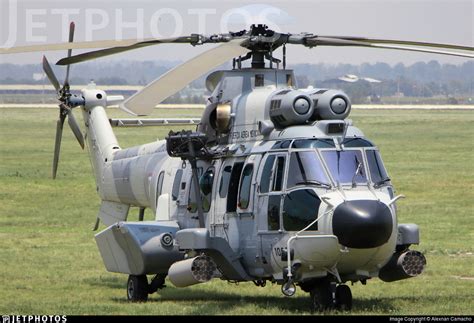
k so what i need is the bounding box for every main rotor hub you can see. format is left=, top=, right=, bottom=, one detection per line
left=249, top=24, right=275, bottom=37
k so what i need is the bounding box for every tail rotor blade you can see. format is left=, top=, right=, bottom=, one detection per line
left=43, top=56, right=61, bottom=93
left=67, top=109, right=85, bottom=149
left=64, top=22, right=75, bottom=87
left=52, top=111, right=67, bottom=179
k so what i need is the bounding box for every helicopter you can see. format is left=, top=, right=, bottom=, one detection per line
left=2, top=23, right=473, bottom=312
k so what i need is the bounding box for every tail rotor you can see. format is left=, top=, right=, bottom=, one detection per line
left=43, top=22, right=85, bottom=179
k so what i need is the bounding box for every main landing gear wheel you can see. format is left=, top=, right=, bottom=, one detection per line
left=335, top=284, right=352, bottom=311
left=309, top=282, right=353, bottom=312
left=127, top=275, right=149, bottom=302
left=310, top=282, right=332, bottom=312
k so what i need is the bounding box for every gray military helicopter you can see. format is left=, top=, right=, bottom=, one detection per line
left=3, top=23, right=473, bottom=311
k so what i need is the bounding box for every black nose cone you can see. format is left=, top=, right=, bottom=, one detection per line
left=332, top=200, right=393, bottom=249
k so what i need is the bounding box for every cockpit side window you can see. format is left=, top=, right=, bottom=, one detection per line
left=260, top=155, right=275, bottom=193
left=260, top=154, right=286, bottom=193
left=366, top=150, right=390, bottom=184
left=273, top=157, right=285, bottom=191
left=267, top=195, right=281, bottom=231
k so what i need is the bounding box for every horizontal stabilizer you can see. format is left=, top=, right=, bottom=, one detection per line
left=98, top=200, right=130, bottom=226
left=95, top=221, right=182, bottom=275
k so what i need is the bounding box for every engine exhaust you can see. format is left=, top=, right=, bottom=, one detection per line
left=379, top=250, right=426, bottom=282
left=168, top=255, right=220, bottom=287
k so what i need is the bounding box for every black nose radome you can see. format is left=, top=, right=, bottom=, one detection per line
left=332, top=200, right=393, bottom=249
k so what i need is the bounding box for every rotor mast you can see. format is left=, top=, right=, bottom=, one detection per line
left=241, top=24, right=286, bottom=69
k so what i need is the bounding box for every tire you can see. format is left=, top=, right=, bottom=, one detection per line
left=336, top=284, right=352, bottom=311
left=127, top=275, right=149, bottom=302
left=310, top=287, right=332, bottom=312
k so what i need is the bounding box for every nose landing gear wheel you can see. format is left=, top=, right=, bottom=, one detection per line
left=336, top=284, right=352, bottom=311
left=127, top=275, right=149, bottom=302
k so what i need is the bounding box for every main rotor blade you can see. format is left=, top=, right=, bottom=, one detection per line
left=0, top=38, right=160, bottom=55
left=120, top=39, right=249, bottom=116
left=366, top=43, right=474, bottom=58
left=42, top=56, right=61, bottom=93
left=52, top=111, right=67, bottom=179
left=64, top=22, right=75, bottom=87
left=317, top=36, right=474, bottom=52
left=56, top=35, right=201, bottom=65
left=305, top=37, right=474, bottom=58
left=67, top=109, right=85, bottom=149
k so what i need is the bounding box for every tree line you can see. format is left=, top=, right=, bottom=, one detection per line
left=1, top=60, right=472, bottom=104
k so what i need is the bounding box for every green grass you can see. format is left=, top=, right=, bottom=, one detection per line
left=0, top=107, right=473, bottom=315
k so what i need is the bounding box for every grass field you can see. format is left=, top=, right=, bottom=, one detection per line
left=0, top=107, right=473, bottom=315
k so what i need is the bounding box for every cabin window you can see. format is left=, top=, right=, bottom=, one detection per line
left=267, top=195, right=281, bottom=231
left=219, top=166, right=232, bottom=198
left=238, top=164, right=254, bottom=209
left=172, top=169, right=183, bottom=201
left=255, top=74, right=264, bottom=87
left=260, top=155, right=275, bottom=193
left=156, top=171, right=164, bottom=201
left=283, top=189, right=320, bottom=231
left=200, top=167, right=214, bottom=195
left=200, top=167, right=215, bottom=212
left=227, top=162, right=244, bottom=212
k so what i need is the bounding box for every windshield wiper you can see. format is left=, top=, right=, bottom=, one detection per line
left=351, top=159, right=363, bottom=188
left=294, top=180, right=331, bottom=189
left=374, top=178, right=391, bottom=188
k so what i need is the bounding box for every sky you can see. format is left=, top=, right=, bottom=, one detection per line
left=0, top=0, right=473, bottom=66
